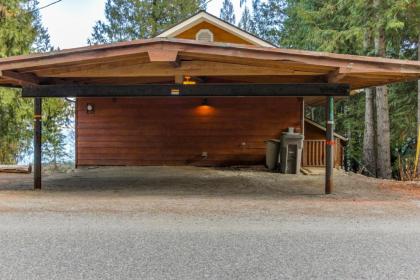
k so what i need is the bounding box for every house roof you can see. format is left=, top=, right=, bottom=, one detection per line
left=156, top=11, right=276, bottom=48
left=0, top=37, right=420, bottom=105
left=305, top=118, right=348, bottom=142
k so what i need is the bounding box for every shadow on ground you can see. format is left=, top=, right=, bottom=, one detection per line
left=0, top=166, right=402, bottom=200
left=11, top=167, right=322, bottom=195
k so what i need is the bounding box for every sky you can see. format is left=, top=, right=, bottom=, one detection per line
left=38, top=0, right=245, bottom=50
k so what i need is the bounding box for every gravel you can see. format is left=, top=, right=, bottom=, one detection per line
left=0, top=166, right=419, bottom=280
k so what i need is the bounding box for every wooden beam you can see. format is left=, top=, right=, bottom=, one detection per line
left=22, top=83, right=351, bottom=98
left=327, top=69, right=347, bottom=83
left=0, top=165, right=32, bottom=174
left=148, top=50, right=178, bottom=62
left=41, top=77, right=85, bottom=85
left=35, top=61, right=321, bottom=78
left=0, top=70, right=85, bottom=86
left=148, top=50, right=179, bottom=67
left=34, top=97, right=42, bottom=190
left=21, top=54, right=150, bottom=75
left=0, top=70, right=40, bottom=85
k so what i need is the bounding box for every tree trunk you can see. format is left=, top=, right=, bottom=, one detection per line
left=363, top=88, right=376, bottom=176
left=373, top=0, right=392, bottom=179
left=375, top=85, right=392, bottom=178
left=417, top=34, right=420, bottom=175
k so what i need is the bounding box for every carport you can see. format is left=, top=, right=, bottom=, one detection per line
left=1, top=38, right=420, bottom=193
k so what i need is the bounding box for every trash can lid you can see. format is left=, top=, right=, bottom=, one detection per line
left=265, top=139, right=281, bottom=143
left=281, top=133, right=304, bottom=139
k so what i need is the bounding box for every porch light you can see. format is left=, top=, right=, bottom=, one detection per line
left=183, top=76, right=196, bottom=85
left=196, top=98, right=214, bottom=116
left=86, top=103, right=94, bottom=114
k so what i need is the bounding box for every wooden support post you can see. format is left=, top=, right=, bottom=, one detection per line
left=325, top=96, right=334, bottom=194
left=34, top=97, right=42, bottom=190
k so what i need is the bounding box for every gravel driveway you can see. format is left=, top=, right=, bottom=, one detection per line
left=0, top=166, right=419, bottom=280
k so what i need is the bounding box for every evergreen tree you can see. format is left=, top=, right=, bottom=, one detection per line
left=0, top=0, right=72, bottom=166
left=417, top=34, right=420, bottom=175
left=0, top=1, right=36, bottom=164
left=0, top=0, right=36, bottom=57
left=280, top=0, right=420, bottom=178
left=363, top=88, right=376, bottom=176
left=238, top=0, right=283, bottom=45
left=238, top=6, right=254, bottom=33
left=0, top=90, right=33, bottom=164
left=88, top=0, right=206, bottom=44
left=251, top=0, right=283, bottom=45
left=42, top=98, right=73, bottom=167
left=29, top=0, right=54, bottom=53
left=220, top=0, right=235, bottom=24
left=280, top=0, right=364, bottom=53
left=28, top=0, right=73, bottom=167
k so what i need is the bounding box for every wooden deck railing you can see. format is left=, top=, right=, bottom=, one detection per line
left=302, top=140, right=342, bottom=167
left=302, top=140, right=326, bottom=167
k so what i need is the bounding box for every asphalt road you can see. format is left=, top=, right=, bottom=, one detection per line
left=1, top=212, right=420, bottom=280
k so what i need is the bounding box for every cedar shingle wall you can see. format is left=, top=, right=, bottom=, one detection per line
left=76, top=97, right=302, bottom=166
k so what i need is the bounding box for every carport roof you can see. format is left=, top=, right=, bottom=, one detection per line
left=1, top=37, right=420, bottom=104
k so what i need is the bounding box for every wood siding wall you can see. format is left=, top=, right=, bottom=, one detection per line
left=76, top=97, right=302, bottom=166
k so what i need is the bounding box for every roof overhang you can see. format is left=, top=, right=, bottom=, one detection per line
left=0, top=38, right=419, bottom=105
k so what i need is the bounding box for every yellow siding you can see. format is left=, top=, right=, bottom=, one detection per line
left=175, top=21, right=254, bottom=45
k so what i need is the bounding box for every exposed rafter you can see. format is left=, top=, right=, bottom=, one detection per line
left=0, top=70, right=40, bottom=86
left=327, top=69, right=347, bottom=83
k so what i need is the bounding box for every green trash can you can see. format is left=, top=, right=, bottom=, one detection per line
left=265, top=139, right=280, bottom=171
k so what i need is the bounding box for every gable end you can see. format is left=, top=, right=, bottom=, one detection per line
left=157, top=11, right=275, bottom=48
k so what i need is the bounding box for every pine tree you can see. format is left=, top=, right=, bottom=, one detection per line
left=88, top=0, right=206, bottom=45
left=280, top=0, right=420, bottom=178
left=220, top=0, right=235, bottom=24
left=238, top=0, right=283, bottom=45
left=251, top=0, right=283, bottom=45
left=0, top=0, right=36, bottom=164
left=23, top=0, right=54, bottom=53
left=372, top=0, right=391, bottom=179
left=0, top=0, right=36, bottom=57
left=0, top=0, right=71, bottom=166
left=29, top=0, right=72, bottom=167
left=280, top=0, right=364, bottom=53
left=238, top=6, right=254, bottom=33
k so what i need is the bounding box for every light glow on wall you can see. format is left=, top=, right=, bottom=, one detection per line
left=195, top=99, right=215, bottom=116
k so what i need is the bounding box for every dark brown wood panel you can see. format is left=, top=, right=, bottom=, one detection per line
left=76, top=97, right=302, bottom=166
